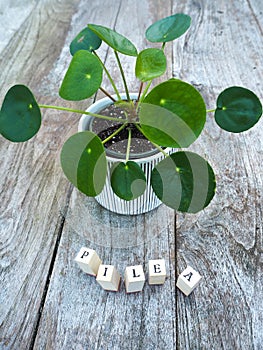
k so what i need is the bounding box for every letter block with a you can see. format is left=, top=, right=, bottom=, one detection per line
left=148, top=259, right=166, bottom=285
left=96, top=264, right=121, bottom=292
left=124, top=265, right=145, bottom=293
left=75, top=247, right=102, bottom=276
left=176, top=266, right=202, bottom=296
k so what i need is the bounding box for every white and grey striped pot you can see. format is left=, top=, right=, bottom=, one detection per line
left=78, top=93, right=173, bottom=215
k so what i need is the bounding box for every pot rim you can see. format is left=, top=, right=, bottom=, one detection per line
left=78, top=93, right=172, bottom=163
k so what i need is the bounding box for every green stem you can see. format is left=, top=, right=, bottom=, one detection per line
left=135, top=124, right=169, bottom=157
left=136, top=80, right=152, bottom=112
left=151, top=142, right=169, bottom=157
left=114, top=50, right=130, bottom=102
left=125, top=128, right=132, bottom=163
left=93, top=51, right=121, bottom=100
left=206, top=108, right=216, bottom=113
left=161, top=42, right=166, bottom=50
left=102, top=122, right=127, bottom=145
left=39, top=104, right=127, bottom=123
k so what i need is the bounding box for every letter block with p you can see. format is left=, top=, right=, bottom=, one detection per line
left=74, top=247, right=102, bottom=276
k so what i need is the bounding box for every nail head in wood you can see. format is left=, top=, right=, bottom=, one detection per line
left=176, top=266, right=202, bottom=296
left=148, top=259, right=166, bottom=285
left=74, top=247, right=102, bottom=276
left=124, top=265, right=145, bottom=293
left=96, top=264, right=121, bottom=292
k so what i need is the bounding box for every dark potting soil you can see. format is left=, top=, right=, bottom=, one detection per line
left=91, top=102, right=157, bottom=158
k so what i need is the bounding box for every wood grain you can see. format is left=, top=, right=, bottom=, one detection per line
left=0, top=0, right=262, bottom=349
left=174, top=0, right=263, bottom=349
left=0, top=0, right=79, bottom=348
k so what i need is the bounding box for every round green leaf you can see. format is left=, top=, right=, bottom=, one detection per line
left=146, top=13, right=191, bottom=43
left=111, top=161, right=146, bottom=200
left=215, top=86, right=262, bottom=132
left=151, top=151, right=216, bottom=213
left=135, top=48, right=166, bottom=82
left=0, top=85, right=41, bottom=142
left=60, top=131, right=107, bottom=196
left=59, top=50, right=103, bottom=101
left=139, top=79, right=206, bottom=147
left=70, top=27, right=102, bottom=55
left=88, top=24, right=138, bottom=56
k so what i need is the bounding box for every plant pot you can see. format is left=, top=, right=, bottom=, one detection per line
left=78, top=93, right=173, bottom=215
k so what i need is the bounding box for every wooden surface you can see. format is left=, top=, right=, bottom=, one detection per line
left=0, top=0, right=262, bottom=349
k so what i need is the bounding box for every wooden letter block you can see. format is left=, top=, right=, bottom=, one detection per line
left=148, top=259, right=166, bottom=285
left=124, top=265, right=145, bottom=293
left=176, top=266, right=202, bottom=296
left=74, top=247, right=102, bottom=276
left=96, top=265, right=121, bottom=292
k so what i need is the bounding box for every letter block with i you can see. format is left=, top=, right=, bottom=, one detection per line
left=176, top=266, right=203, bottom=296
left=96, top=265, right=121, bottom=292
left=148, top=259, right=166, bottom=285
left=124, top=265, right=145, bottom=293
left=74, top=247, right=102, bottom=276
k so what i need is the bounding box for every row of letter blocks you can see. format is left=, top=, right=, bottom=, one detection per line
left=75, top=247, right=166, bottom=293
left=75, top=247, right=202, bottom=295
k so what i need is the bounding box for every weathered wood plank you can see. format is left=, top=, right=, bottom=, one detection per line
left=0, top=1, right=80, bottom=348
left=173, top=0, right=263, bottom=349
left=32, top=0, right=177, bottom=349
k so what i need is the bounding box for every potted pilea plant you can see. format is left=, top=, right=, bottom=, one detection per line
left=0, top=14, right=262, bottom=215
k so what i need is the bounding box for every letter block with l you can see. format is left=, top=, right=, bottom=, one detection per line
left=124, top=265, right=145, bottom=293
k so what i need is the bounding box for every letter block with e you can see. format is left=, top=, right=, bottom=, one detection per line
left=96, top=264, right=121, bottom=292
left=176, top=266, right=202, bottom=296
left=74, top=247, right=102, bottom=276
left=124, top=265, right=145, bottom=293
left=148, top=259, right=166, bottom=285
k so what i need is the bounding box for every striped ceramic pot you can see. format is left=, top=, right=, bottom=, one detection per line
left=78, top=93, right=172, bottom=215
